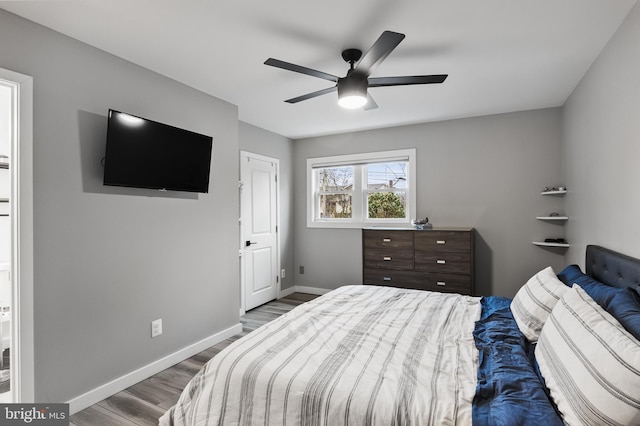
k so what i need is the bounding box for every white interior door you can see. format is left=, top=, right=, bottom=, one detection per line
left=241, top=152, right=278, bottom=311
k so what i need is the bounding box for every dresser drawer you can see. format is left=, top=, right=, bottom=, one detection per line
left=416, top=273, right=473, bottom=295
left=364, top=269, right=473, bottom=295
left=414, top=231, right=470, bottom=253
left=363, top=230, right=414, bottom=250
left=364, top=249, right=414, bottom=270
left=363, top=268, right=421, bottom=289
left=414, top=252, right=472, bottom=274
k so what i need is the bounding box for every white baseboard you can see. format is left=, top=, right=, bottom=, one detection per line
left=294, top=285, right=331, bottom=296
left=67, top=322, right=243, bottom=415
left=278, top=286, right=296, bottom=298
left=280, top=285, right=331, bottom=297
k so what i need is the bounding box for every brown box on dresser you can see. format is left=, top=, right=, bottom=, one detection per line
left=362, top=228, right=475, bottom=295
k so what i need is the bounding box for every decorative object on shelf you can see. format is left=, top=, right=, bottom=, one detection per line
left=411, top=217, right=432, bottom=230
left=544, top=238, right=567, bottom=244
left=543, top=186, right=567, bottom=192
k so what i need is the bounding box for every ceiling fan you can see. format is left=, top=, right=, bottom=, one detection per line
left=264, top=30, right=447, bottom=110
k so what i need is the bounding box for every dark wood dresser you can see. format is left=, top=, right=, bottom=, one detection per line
left=362, top=228, right=475, bottom=295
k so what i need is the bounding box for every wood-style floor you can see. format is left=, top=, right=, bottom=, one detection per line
left=70, top=292, right=318, bottom=426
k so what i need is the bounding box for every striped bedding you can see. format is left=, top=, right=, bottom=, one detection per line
left=160, top=285, right=482, bottom=426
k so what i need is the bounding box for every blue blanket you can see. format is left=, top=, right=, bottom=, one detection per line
left=472, top=297, right=563, bottom=426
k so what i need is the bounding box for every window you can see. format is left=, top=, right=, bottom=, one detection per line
left=307, top=149, right=416, bottom=228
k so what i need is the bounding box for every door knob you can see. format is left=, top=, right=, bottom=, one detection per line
left=245, top=241, right=257, bottom=247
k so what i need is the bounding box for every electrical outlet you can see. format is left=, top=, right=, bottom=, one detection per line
left=299, top=266, right=304, bottom=274
left=151, top=319, right=162, bottom=338
left=281, top=268, right=286, bottom=279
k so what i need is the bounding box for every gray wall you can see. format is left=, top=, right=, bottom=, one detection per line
left=0, top=10, right=240, bottom=403
left=293, top=109, right=565, bottom=298
left=239, top=122, right=295, bottom=291
left=562, top=2, right=640, bottom=265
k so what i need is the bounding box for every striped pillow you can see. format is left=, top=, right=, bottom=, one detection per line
left=536, top=285, right=640, bottom=426
left=510, top=266, right=568, bottom=342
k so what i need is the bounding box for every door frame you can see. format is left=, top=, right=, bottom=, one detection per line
left=239, top=151, right=280, bottom=315
left=0, top=68, right=34, bottom=403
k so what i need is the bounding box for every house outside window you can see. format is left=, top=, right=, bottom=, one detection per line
left=307, top=149, right=416, bottom=228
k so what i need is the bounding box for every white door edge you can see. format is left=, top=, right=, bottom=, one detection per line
left=0, top=67, right=35, bottom=403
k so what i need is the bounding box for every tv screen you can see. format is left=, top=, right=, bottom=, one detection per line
left=103, top=109, right=213, bottom=193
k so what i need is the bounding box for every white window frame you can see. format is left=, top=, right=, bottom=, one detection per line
left=307, top=149, right=416, bottom=228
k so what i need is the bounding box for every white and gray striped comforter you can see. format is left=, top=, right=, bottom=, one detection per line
left=160, top=285, right=482, bottom=426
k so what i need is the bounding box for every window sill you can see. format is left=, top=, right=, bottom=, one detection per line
left=307, top=221, right=412, bottom=229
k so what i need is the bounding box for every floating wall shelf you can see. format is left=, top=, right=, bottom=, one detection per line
left=532, top=241, right=570, bottom=248
left=534, top=187, right=568, bottom=248
left=536, top=216, right=569, bottom=221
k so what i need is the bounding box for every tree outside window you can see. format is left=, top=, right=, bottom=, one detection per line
left=366, top=162, right=407, bottom=219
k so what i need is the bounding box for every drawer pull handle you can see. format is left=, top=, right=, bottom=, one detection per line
left=437, top=240, right=446, bottom=244
left=437, top=259, right=446, bottom=264
left=382, top=238, right=391, bottom=242
left=437, top=281, right=446, bottom=286
left=383, top=277, right=392, bottom=281
left=383, top=256, right=392, bottom=261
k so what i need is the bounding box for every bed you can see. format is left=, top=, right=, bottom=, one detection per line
left=160, top=245, right=640, bottom=425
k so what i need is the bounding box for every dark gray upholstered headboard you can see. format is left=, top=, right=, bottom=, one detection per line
left=586, top=245, right=640, bottom=295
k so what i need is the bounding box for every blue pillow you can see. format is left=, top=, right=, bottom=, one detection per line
left=556, top=264, right=585, bottom=286
left=606, top=287, right=640, bottom=341
left=557, top=265, right=640, bottom=340
left=556, top=264, right=618, bottom=307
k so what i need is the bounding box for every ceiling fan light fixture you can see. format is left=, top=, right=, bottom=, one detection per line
left=338, top=75, right=368, bottom=109
left=338, top=94, right=368, bottom=109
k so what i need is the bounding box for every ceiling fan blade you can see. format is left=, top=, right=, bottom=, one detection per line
left=265, top=58, right=339, bottom=82
left=285, top=86, right=337, bottom=103
left=354, top=31, right=405, bottom=77
left=364, top=93, right=378, bottom=111
left=368, top=74, right=448, bottom=87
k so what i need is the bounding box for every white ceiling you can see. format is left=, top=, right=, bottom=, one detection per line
left=1, top=0, right=636, bottom=139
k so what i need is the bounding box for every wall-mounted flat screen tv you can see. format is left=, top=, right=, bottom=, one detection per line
left=103, top=109, right=213, bottom=193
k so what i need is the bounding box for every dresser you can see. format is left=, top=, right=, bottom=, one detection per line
left=362, top=228, right=475, bottom=295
